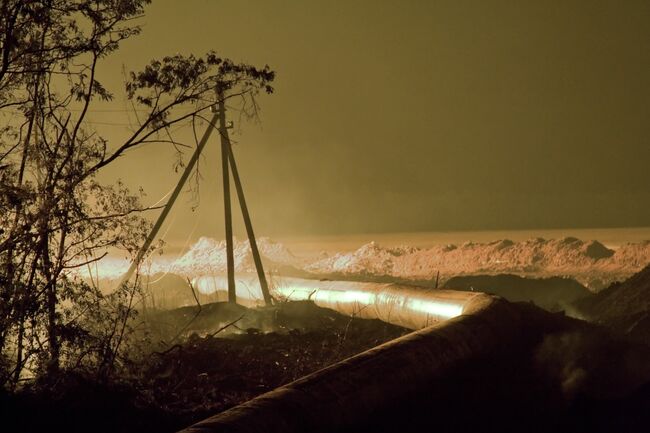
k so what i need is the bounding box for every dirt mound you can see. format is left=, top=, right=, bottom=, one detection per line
left=443, top=274, right=591, bottom=311
left=139, top=304, right=408, bottom=428
left=92, top=237, right=650, bottom=295
left=584, top=240, right=615, bottom=259
left=171, top=236, right=300, bottom=277
left=307, top=238, right=650, bottom=290
left=574, top=265, right=650, bottom=343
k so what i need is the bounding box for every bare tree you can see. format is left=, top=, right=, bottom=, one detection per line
left=0, top=0, right=274, bottom=387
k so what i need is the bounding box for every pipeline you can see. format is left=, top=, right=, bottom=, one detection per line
left=180, top=276, right=650, bottom=432
left=177, top=293, right=551, bottom=433
left=192, top=274, right=486, bottom=330
left=177, top=275, right=510, bottom=432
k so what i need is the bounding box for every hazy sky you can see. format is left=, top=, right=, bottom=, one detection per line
left=93, top=0, right=650, bottom=244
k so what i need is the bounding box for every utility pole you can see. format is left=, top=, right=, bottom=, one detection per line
left=225, top=128, right=273, bottom=305
left=216, top=88, right=273, bottom=305
left=217, top=87, right=236, bottom=303
left=120, top=87, right=273, bottom=307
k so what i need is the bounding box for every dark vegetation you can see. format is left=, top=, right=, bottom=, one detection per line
left=0, top=301, right=408, bottom=433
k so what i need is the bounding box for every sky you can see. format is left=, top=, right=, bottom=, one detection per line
left=92, top=0, right=650, bottom=245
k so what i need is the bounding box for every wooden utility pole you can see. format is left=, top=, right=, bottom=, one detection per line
left=217, top=88, right=236, bottom=303
left=217, top=88, right=273, bottom=306
left=120, top=88, right=273, bottom=307
left=225, top=131, right=273, bottom=305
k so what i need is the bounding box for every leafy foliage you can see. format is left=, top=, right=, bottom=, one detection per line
left=0, top=0, right=275, bottom=388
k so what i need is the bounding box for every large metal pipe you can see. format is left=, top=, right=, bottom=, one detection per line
left=178, top=294, right=554, bottom=433
left=180, top=276, right=650, bottom=433
left=192, top=274, right=486, bottom=330
left=179, top=275, right=504, bottom=432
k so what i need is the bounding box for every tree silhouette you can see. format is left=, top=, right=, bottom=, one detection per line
left=0, top=0, right=274, bottom=386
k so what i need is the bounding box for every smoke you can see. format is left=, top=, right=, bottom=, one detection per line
left=558, top=301, right=589, bottom=321
left=534, top=328, right=650, bottom=403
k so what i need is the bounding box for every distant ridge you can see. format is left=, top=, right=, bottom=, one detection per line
left=306, top=238, right=650, bottom=291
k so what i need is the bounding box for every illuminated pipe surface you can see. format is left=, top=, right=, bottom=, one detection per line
left=192, top=274, right=485, bottom=330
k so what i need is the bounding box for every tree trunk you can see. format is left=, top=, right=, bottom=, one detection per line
left=39, top=227, right=59, bottom=375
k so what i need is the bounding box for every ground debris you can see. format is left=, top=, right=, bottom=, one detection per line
left=137, top=301, right=408, bottom=427
left=2, top=301, right=408, bottom=433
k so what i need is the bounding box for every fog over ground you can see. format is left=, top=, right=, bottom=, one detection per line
left=87, top=0, right=649, bottom=243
